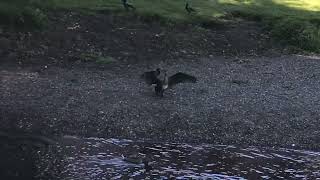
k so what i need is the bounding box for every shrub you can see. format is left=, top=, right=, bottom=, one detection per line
left=0, top=0, right=52, bottom=29
left=270, top=17, right=320, bottom=52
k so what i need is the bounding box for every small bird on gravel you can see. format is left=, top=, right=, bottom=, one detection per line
left=185, top=1, right=196, bottom=14
left=141, top=68, right=197, bottom=97
left=121, top=0, right=136, bottom=11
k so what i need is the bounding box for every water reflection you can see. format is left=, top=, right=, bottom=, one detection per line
left=58, top=137, right=320, bottom=179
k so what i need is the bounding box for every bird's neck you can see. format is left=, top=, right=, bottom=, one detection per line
left=162, top=74, right=169, bottom=89
left=163, top=73, right=168, bottom=83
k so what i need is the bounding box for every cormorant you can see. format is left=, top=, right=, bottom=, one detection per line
left=141, top=68, right=197, bottom=97
left=121, top=0, right=136, bottom=11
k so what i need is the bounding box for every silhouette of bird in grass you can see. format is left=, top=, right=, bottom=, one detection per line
left=121, top=0, right=136, bottom=11
left=141, top=68, right=197, bottom=97
left=185, top=1, right=196, bottom=14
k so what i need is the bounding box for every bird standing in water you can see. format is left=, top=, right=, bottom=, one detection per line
left=121, top=0, right=136, bottom=11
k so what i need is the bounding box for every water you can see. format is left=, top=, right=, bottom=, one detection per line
left=54, top=136, right=320, bottom=179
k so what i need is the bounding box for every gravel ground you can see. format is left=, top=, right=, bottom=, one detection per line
left=1, top=54, right=320, bottom=150
left=0, top=10, right=319, bottom=151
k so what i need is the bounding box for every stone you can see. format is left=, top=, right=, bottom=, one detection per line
left=0, top=37, right=11, bottom=52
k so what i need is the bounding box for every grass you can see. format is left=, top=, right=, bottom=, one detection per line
left=0, top=0, right=52, bottom=29
left=95, top=56, right=117, bottom=64
left=218, top=0, right=320, bottom=52
left=52, top=0, right=223, bottom=23
left=80, top=53, right=117, bottom=64
left=1, top=0, right=320, bottom=52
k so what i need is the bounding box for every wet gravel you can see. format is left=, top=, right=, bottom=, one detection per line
left=1, top=54, right=320, bottom=150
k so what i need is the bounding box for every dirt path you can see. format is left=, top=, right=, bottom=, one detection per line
left=1, top=10, right=319, bottom=150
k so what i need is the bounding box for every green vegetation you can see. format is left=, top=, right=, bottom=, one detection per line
left=219, top=0, right=320, bottom=52
left=1, top=0, right=320, bottom=52
left=80, top=53, right=117, bottom=64
left=52, top=0, right=222, bottom=24
left=95, top=56, right=117, bottom=64
left=0, top=0, right=53, bottom=29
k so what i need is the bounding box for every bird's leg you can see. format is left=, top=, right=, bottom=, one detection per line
left=154, top=87, right=164, bottom=97
left=154, top=86, right=159, bottom=96
left=160, top=89, right=164, bottom=97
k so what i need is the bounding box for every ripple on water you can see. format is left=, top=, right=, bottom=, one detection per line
left=57, top=138, right=320, bottom=179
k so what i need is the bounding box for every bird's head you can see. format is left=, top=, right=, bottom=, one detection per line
left=156, top=68, right=161, bottom=75
left=162, top=70, right=167, bottom=76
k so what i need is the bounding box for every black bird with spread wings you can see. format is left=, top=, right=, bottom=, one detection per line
left=141, top=68, right=197, bottom=97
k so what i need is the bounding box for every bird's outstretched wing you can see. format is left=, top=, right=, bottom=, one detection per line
left=140, top=70, right=159, bottom=85
left=168, top=72, right=197, bottom=88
